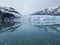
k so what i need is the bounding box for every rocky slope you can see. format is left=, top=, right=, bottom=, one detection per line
left=0, top=6, right=21, bottom=21
left=32, top=6, right=60, bottom=15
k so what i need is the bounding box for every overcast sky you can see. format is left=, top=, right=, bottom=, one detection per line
left=0, top=0, right=60, bottom=15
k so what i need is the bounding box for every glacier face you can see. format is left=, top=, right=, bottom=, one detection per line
left=29, top=15, right=60, bottom=25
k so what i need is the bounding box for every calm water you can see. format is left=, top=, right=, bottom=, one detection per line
left=0, top=15, right=60, bottom=45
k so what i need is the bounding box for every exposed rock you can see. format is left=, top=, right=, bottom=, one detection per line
left=0, top=6, right=21, bottom=21
left=32, top=6, right=60, bottom=15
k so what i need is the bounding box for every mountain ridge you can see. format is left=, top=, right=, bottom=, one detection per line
left=31, top=6, right=60, bottom=15
left=0, top=6, right=21, bottom=21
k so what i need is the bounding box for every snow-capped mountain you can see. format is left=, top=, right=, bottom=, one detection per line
left=0, top=6, right=21, bottom=19
left=32, top=6, right=60, bottom=15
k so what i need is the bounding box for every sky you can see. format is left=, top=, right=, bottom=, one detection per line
left=0, top=0, right=60, bottom=15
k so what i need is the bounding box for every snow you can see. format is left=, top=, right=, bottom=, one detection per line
left=0, top=6, right=21, bottom=18
left=32, top=5, right=60, bottom=15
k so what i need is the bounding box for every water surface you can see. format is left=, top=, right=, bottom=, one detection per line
left=0, top=15, right=60, bottom=45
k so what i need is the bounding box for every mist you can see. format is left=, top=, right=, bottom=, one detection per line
left=0, top=0, right=60, bottom=15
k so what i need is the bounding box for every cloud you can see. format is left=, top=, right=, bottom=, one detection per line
left=0, top=0, right=60, bottom=15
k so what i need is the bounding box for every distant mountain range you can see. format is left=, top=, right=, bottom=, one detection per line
left=31, top=6, right=60, bottom=15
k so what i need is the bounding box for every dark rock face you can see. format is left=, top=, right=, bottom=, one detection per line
left=0, top=6, right=21, bottom=21
left=32, top=6, right=60, bottom=15
left=1, top=13, right=15, bottom=20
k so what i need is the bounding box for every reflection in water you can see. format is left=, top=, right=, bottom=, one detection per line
left=28, top=15, right=60, bottom=32
left=34, top=25, right=60, bottom=32
left=0, top=21, right=21, bottom=33
left=0, top=15, right=60, bottom=45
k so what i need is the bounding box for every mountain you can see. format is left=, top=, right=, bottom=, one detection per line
left=0, top=6, right=21, bottom=21
left=31, top=6, right=60, bottom=15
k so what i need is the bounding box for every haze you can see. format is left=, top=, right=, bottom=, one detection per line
left=0, top=0, right=60, bottom=15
